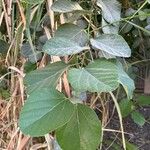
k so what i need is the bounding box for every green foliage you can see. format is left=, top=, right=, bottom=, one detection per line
left=56, top=104, right=101, bottom=150
left=126, top=141, right=139, bottom=150
left=18, top=0, right=150, bottom=149
left=90, top=34, right=131, bottom=57
left=97, top=0, right=121, bottom=23
left=68, top=59, right=119, bottom=92
left=19, top=88, right=75, bottom=136
left=24, top=61, right=68, bottom=93
left=117, top=62, right=135, bottom=99
left=119, top=99, right=133, bottom=118
left=136, top=95, right=150, bottom=106
left=43, top=24, right=89, bottom=56
left=131, top=111, right=146, bottom=126
left=51, top=0, right=83, bottom=13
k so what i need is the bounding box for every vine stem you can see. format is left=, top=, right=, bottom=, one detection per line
left=109, top=92, right=126, bottom=150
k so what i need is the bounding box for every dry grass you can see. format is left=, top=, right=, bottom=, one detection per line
left=0, top=0, right=54, bottom=149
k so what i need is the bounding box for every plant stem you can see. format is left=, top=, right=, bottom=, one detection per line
left=109, top=92, right=126, bottom=150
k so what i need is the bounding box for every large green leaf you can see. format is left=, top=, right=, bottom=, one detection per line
left=117, top=62, right=135, bottom=99
left=68, top=59, right=119, bottom=92
left=51, top=0, right=83, bottom=13
left=43, top=24, right=89, bottom=56
left=25, top=61, right=68, bottom=93
left=19, top=88, right=75, bottom=136
left=56, top=104, right=101, bottom=150
left=97, top=0, right=121, bottom=23
left=43, top=37, right=88, bottom=56
left=90, top=34, right=131, bottom=57
left=55, top=23, right=89, bottom=47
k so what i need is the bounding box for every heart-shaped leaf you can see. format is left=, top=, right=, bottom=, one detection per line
left=56, top=104, right=101, bottom=150
left=51, top=0, right=83, bottom=13
left=25, top=61, right=68, bottom=93
left=43, top=24, right=89, bottom=56
left=19, top=88, right=75, bottom=136
left=97, top=0, right=121, bottom=23
left=68, top=59, right=119, bottom=92
left=90, top=34, right=131, bottom=57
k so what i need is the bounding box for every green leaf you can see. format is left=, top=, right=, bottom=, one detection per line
left=117, top=62, right=135, bottom=99
left=136, top=95, right=150, bottom=106
left=43, top=24, right=89, bottom=56
left=138, top=11, right=147, bottom=21
left=90, top=34, right=131, bottom=57
left=56, top=104, right=101, bottom=150
left=126, top=141, right=138, bottom=150
left=55, top=24, right=89, bottom=47
left=102, top=18, right=119, bottom=34
left=0, top=39, right=9, bottom=54
left=97, top=0, right=121, bottom=23
left=43, top=37, right=88, bottom=56
left=68, top=59, right=119, bottom=92
left=131, top=111, right=146, bottom=126
left=25, top=61, right=68, bottom=93
left=51, top=0, right=83, bottom=13
left=119, top=99, right=133, bottom=117
left=19, top=88, right=75, bottom=136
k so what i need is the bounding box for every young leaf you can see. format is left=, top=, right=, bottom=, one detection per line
left=97, top=0, right=121, bottom=23
left=51, top=0, right=83, bottom=13
left=25, top=61, right=68, bottom=93
left=43, top=24, right=89, bottom=56
left=90, top=34, right=131, bottom=57
left=119, top=99, right=133, bottom=118
left=136, top=95, right=150, bottom=106
left=131, top=111, right=146, bottom=126
left=19, top=88, right=75, bottom=136
left=117, top=62, right=135, bottom=99
left=126, top=141, right=138, bottom=150
left=56, top=104, right=101, bottom=150
left=68, top=59, right=119, bottom=92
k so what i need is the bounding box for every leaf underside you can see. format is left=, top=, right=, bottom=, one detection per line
left=90, top=34, right=131, bottom=57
